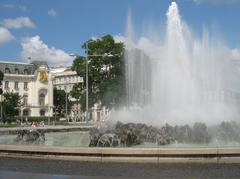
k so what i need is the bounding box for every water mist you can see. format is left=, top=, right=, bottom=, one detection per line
left=111, top=2, right=240, bottom=126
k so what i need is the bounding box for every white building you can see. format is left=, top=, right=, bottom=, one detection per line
left=51, top=67, right=84, bottom=121
left=0, top=61, right=53, bottom=117
left=91, top=103, right=110, bottom=122
left=0, top=61, right=110, bottom=122
left=51, top=67, right=110, bottom=122
left=51, top=67, right=82, bottom=93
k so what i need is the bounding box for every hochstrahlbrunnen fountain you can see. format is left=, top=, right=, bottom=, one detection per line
left=88, top=2, right=240, bottom=147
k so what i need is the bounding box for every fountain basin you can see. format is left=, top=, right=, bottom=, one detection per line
left=1, top=144, right=240, bottom=163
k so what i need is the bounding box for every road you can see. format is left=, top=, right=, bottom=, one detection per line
left=0, top=156, right=240, bottom=178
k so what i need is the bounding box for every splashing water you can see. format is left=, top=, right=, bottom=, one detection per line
left=111, top=2, right=240, bottom=126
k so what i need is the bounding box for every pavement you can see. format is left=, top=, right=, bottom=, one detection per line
left=0, top=156, right=240, bottom=178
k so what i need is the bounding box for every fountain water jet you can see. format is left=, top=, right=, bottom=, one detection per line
left=112, top=2, right=240, bottom=126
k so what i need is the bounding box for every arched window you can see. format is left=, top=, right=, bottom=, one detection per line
left=38, top=88, right=47, bottom=107
left=23, top=94, right=28, bottom=106
left=24, top=69, right=28, bottom=75
left=15, top=68, right=19, bottom=74
left=39, top=93, right=45, bottom=106
left=4, top=81, right=9, bottom=89
left=40, top=109, right=45, bottom=116
left=5, top=68, right=10, bottom=74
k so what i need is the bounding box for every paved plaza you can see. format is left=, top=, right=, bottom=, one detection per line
left=0, top=156, right=240, bottom=179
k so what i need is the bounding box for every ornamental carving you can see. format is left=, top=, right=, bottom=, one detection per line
left=40, top=71, right=48, bottom=82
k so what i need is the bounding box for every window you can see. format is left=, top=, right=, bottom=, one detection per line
left=5, top=68, right=10, bottom=74
left=39, top=93, right=45, bottom=106
left=97, top=111, right=101, bottom=121
left=23, top=95, right=28, bottom=106
left=5, top=81, right=9, bottom=89
left=15, top=68, right=19, bottom=74
left=40, top=109, right=45, bottom=116
left=23, top=109, right=30, bottom=116
left=24, top=82, right=28, bottom=90
left=14, top=81, right=19, bottom=90
left=79, top=76, right=82, bottom=82
left=24, top=69, right=28, bottom=75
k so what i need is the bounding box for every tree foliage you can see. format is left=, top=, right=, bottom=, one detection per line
left=71, top=34, right=125, bottom=110
left=0, top=70, right=3, bottom=95
left=2, top=92, right=21, bottom=120
left=0, top=70, right=3, bottom=81
left=53, top=88, right=72, bottom=117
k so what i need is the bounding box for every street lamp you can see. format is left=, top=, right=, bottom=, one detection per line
left=47, top=71, right=53, bottom=125
left=0, top=95, right=2, bottom=121
left=70, top=41, right=120, bottom=124
left=65, top=89, right=68, bottom=121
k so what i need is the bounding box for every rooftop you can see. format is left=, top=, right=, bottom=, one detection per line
left=0, top=60, right=33, bottom=66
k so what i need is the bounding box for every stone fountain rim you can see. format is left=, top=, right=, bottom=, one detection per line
left=1, top=144, right=240, bottom=164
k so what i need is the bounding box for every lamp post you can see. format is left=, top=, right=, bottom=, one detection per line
left=54, top=106, right=56, bottom=125
left=65, top=90, right=68, bottom=121
left=48, top=75, right=50, bottom=125
left=85, top=42, right=89, bottom=124
left=21, top=104, right=23, bottom=124
left=0, top=95, right=2, bottom=121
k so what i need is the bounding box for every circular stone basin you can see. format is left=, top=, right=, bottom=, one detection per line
left=1, top=131, right=240, bottom=148
left=0, top=131, right=90, bottom=147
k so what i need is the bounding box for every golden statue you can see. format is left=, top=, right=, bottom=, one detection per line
left=39, top=71, right=48, bottom=82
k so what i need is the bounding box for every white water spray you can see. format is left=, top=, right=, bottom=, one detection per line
left=112, top=2, right=240, bottom=126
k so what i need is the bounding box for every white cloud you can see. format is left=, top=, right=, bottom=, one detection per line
left=19, top=5, right=27, bottom=12
left=48, top=9, right=57, bottom=17
left=2, top=17, right=35, bottom=29
left=2, top=4, right=14, bottom=9
left=21, top=35, right=74, bottom=66
left=113, top=35, right=126, bottom=43
left=2, top=4, right=28, bottom=12
left=0, top=27, right=14, bottom=46
left=231, top=49, right=240, bottom=60
left=193, top=0, right=240, bottom=4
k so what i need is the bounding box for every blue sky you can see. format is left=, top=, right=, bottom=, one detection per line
left=0, top=0, right=240, bottom=66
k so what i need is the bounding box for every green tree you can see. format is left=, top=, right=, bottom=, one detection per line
left=0, top=70, right=3, bottom=95
left=71, top=34, right=125, bottom=110
left=0, top=70, right=3, bottom=121
left=2, top=92, right=21, bottom=122
left=53, top=88, right=72, bottom=117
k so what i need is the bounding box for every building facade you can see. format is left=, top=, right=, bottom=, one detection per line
left=0, top=61, right=53, bottom=117
left=51, top=67, right=110, bottom=122
left=0, top=61, right=109, bottom=122
left=51, top=67, right=84, bottom=121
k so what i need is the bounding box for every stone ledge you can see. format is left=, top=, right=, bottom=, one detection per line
left=1, top=145, right=240, bottom=163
